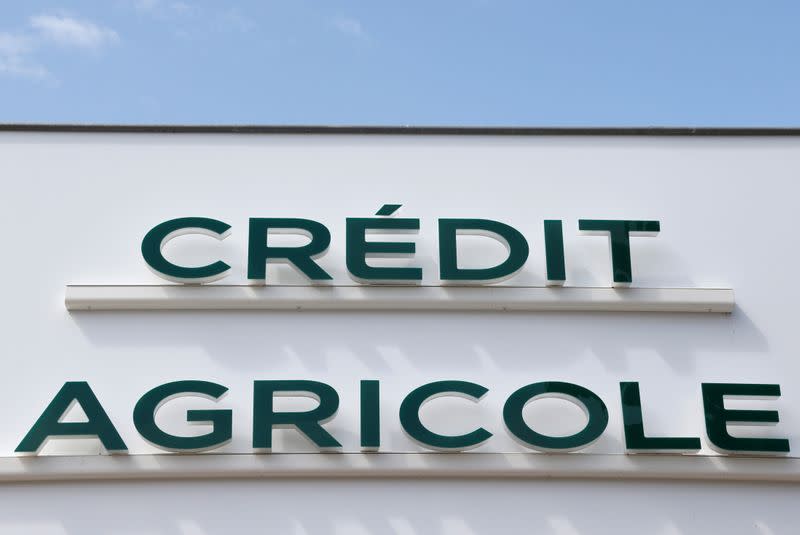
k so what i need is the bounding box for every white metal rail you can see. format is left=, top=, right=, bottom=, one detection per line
left=65, top=285, right=735, bottom=313
left=0, top=453, right=794, bottom=483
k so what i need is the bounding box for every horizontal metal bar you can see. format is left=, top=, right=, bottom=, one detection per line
left=2, top=124, right=800, bottom=135
left=0, top=453, right=796, bottom=483
left=65, top=285, right=734, bottom=313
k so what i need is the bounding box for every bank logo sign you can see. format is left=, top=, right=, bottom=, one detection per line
left=27, top=211, right=776, bottom=460
left=64, top=209, right=734, bottom=313
left=140, top=209, right=659, bottom=286
left=16, top=380, right=789, bottom=456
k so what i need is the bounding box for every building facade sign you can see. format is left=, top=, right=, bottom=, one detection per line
left=0, top=129, right=796, bottom=480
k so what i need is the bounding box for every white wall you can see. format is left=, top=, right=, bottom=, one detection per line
left=0, top=131, right=798, bottom=532
left=0, top=479, right=796, bottom=534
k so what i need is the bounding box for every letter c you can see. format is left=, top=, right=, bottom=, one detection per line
left=141, top=217, right=231, bottom=284
left=399, top=381, right=492, bottom=451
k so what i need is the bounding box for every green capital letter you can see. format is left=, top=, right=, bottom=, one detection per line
left=346, top=205, right=421, bottom=283
left=248, top=218, right=332, bottom=282
left=544, top=220, right=566, bottom=285
left=360, top=380, right=380, bottom=451
left=141, top=217, right=231, bottom=284
left=702, top=383, right=789, bottom=454
left=16, top=382, right=127, bottom=454
left=620, top=382, right=700, bottom=453
left=252, top=380, right=342, bottom=451
left=578, top=219, right=660, bottom=285
left=439, top=219, right=529, bottom=282
left=399, top=380, right=492, bottom=451
left=133, top=380, right=232, bottom=452
left=503, top=381, right=608, bottom=452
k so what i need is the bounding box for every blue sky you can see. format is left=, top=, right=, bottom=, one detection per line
left=0, top=1, right=798, bottom=126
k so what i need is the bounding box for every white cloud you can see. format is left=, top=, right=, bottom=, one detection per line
left=0, top=32, right=32, bottom=56
left=30, top=14, right=119, bottom=48
left=332, top=16, right=366, bottom=38
left=0, top=32, right=49, bottom=80
left=131, top=1, right=253, bottom=33
left=0, top=14, right=119, bottom=81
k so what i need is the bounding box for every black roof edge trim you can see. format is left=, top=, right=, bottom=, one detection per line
left=0, top=124, right=799, bottom=136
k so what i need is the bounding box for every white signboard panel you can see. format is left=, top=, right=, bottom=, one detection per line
left=0, top=130, right=796, bottom=470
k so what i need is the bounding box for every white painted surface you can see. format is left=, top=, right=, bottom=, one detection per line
left=0, top=478, right=796, bottom=535
left=1, top=131, right=799, bottom=532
